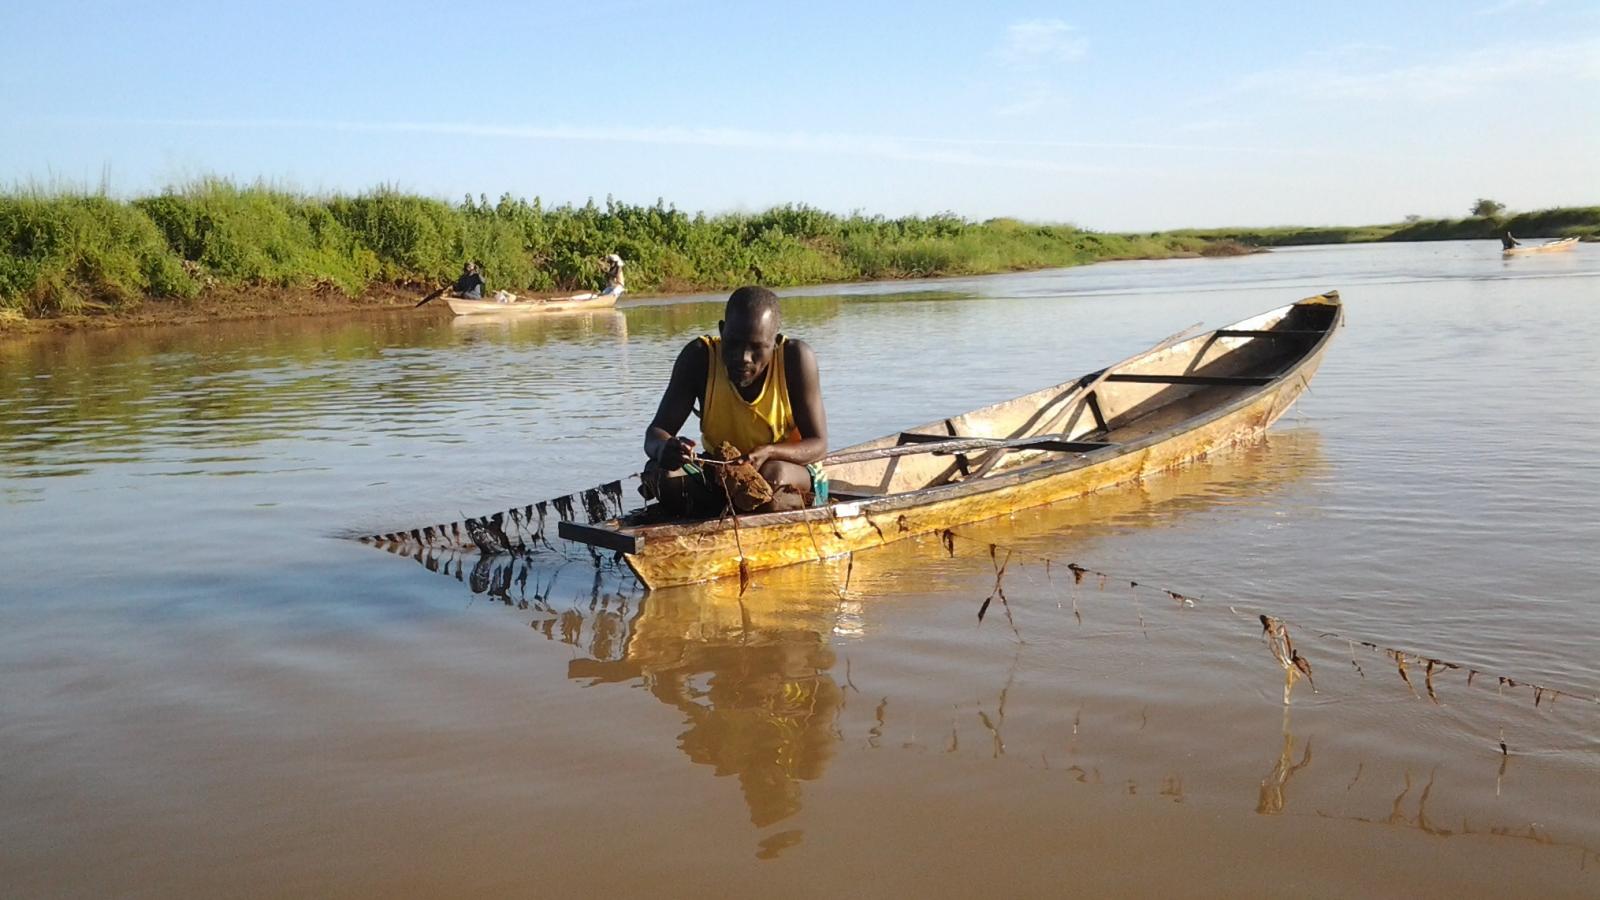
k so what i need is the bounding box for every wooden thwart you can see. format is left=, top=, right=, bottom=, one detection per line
left=821, top=433, right=1114, bottom=467
left=1213, top=329, right=1326, bottom=338
left=1103, top=373, right=1275, bottom=386
left=895, top=431, right=1111, bottom=453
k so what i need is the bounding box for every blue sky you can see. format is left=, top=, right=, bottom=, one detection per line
left=2, top=0, right=1597, bottom=229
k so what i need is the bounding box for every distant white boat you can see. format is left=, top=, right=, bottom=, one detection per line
left=1503, top=237, right=1580, bottom=257
left=445, top=291, right=620, bottom=315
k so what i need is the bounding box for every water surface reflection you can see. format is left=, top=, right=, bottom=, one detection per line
left=6, top=243, right=1600, bottom=894
left=387, top=425, right=1599, bottom=875
left=573, top=589, right=845, bottom=828
left=407, top=428, right=1331, bottom=829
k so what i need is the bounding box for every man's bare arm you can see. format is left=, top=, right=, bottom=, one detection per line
left=644, top=340, right=707, bottom=468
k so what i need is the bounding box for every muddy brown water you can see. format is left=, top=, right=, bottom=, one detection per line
left=3, top=242, right=1599, bottom=896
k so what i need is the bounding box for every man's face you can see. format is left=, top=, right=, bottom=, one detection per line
left=719, top=308, right=779, bottom=389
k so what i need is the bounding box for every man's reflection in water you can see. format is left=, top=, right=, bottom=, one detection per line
left=665, top=639, right=842, bottom=827
left=429, top=552, right=844, bottom=827
left=568, top=588, right=844, bottom=828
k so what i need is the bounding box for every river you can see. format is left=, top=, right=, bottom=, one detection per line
left=3, top=241, right=1598, bottom=896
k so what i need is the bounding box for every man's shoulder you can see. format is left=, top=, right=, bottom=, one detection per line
left=784, top=337, right=818, bottom=371
left=782, top=338, right=819, bottom=387
left=673, top=337, right=712, bottom=373
left=783, top=336, right=815, bottom=357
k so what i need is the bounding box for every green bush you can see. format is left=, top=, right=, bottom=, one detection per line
left=1505, top=206, right=1600, bottom=238
left=138, top=180, right=377, bottom=293
left=0, top=191, right=196, bottom=316
left=327, top=188, right=459, bottom=281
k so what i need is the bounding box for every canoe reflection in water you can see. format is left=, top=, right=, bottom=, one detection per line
left=378, top=426, right=1600, bottom=866
left=383, top=428, right=1332, bottom=828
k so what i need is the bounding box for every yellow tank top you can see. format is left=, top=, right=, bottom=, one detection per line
left=700, top=335, right=800, bottom=455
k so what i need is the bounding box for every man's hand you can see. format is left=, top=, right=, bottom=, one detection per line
left=743, top=444, right=775, bottom=470
left=657, top=436, right=697, bottom=469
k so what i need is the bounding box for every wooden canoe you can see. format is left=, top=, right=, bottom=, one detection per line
left=560, top=292, right=1343, bottom=590
left=1503, top=237, right=1579, bottom=257
left=446, top=292, right=620, bottom=315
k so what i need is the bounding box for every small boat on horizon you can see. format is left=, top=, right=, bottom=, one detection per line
left=1503, top=237, right=1580, bottom=257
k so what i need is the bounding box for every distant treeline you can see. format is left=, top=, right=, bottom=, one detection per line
left=1169, top=206, right=1600, bottom=247
left=0, top=180, right=1217, bottom=320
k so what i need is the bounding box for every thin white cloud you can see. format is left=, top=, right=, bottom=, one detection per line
left=993, top=84, right=1071, bottom=118
left=1475, top=0, right=1547, bottom=16
left=1299, top=42, right=1396, bottom=64
left=75, top=116, right=1388, bottom=163
left=997, top=19, right=1087, bottom=69
left=1235, top=37, right=1600, bottom=102
left=108, top=118, right=1136, bottom=177
left=1168, top=118, right=1244, bottom=135
left=987, top=20, right=1086, bottom=117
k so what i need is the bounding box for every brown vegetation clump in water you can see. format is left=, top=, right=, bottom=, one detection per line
left=706, top=442, right=773, bottom=512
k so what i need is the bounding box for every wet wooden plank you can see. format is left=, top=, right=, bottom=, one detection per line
left=1214, top=329, right=1326, bottom=338
left=558, top=521, right=640, bottom=554
left=1104, top=373, right=1275, bottom=386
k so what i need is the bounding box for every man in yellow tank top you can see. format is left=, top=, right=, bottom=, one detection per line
left=643, top=286, right=828, bottom=514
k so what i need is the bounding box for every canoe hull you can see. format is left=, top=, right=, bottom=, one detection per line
left=446, top=293, right=619, bottom=315
left=583, top=293, right=1341, bottom=590
left=624, top=355, right=1324, bottom=589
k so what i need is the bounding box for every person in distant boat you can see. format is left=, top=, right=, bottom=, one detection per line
left=453, top=261, right=486, bottom=299
left=1501, top=231, right=1520, bottom=251
left=642, top=285, right=828, bottom=515
left=600, top=253, right=626, bottom=297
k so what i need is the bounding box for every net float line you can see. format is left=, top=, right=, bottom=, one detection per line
left=358, top=477, right=635, bottom=554
left=939, top=527, right=1599, bottom=710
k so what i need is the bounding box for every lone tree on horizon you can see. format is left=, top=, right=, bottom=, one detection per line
left=1471, top=198, right=1506, bottom=218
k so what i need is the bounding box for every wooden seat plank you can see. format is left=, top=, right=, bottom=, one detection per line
left=1104, top=373, right=1275, bottom=386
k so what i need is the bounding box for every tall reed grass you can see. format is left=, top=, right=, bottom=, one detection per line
left=3, top=183, right=1211, bottom=318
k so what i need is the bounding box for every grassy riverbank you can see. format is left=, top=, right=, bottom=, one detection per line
left=1, top=181, right=1221, bottom=327
left=1169, top=206, right=1600, bottom=247
left=5, top=182, right=1594, bottom=331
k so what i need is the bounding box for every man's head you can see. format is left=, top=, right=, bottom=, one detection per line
left=464, top=261, right=479, bottom=274
left=718, top=286, right=781, bottom=389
